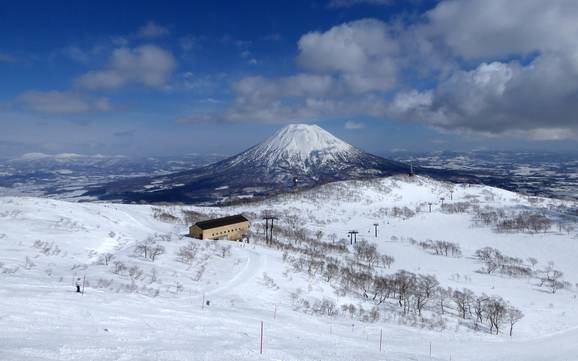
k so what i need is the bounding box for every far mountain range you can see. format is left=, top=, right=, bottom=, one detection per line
left=0, top=126, right=575, bottom=202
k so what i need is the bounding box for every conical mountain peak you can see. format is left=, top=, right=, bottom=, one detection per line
left=242, top=123, right=358, bottom=168
left=262, top=124, right=353, bottom=156
left=91, top=122, right=423, bottom=204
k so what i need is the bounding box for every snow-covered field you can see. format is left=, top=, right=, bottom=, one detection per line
left=0, top=176, right=577, bottom=360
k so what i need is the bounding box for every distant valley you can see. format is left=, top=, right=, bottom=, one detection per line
left=1, top=149, right=575, bottom=203
left=388, top=151, right=578, bottom=201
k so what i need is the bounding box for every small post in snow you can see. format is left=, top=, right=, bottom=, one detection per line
left=259, top=321, right=264, bottom=355
left=81, top=275, right=86, bottom=295
left=429, top=341, right=432, bottom=358
left=274, top=304, right=277, bottom=320
left=379, top=328, right=383, bottom=352
left=202, top=294, right=205, bottom=310
left=373, top=223, right=379, bottom=238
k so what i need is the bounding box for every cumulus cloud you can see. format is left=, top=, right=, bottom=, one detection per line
left=180, top=0, right=578, bottom=139
left=76, top=45, right=176, bottom=90
left=424, top=0, right=578, bottom=60
left=380, top=0, right=578, bottom=138
left=388, top=55, right=578, bottom=138
left=298, top=19, right=398, bottom=93
left=137, top=21, right=170, bottom=38
left=184, top=20, right=398, bottom=124
left=19, top=91, right=111, bottom=114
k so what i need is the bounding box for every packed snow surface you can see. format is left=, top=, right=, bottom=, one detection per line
left=0, top=176, right=577, bottom=360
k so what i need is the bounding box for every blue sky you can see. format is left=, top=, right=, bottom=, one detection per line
left=1, top=0, right=577, bottom=157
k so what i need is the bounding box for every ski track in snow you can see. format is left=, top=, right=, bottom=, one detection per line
left=200, top=248, right=265, bottom=298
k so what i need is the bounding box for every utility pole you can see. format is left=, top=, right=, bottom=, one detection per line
left=373, top=223, right=379, bottom=237
left=440, top=197, right=445, bottom=206
left=351, top=230, right=359, bottom=244
left=263, top=215, right=278, bottom=244
left=449, top=190, right=454, bottom=201
left=428, top=202, right=433, bottom=213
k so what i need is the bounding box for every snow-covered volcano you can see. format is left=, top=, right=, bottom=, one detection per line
left=239, top=124, right=361, bottom=170
left=222, top=123, right=399, bottom=179
left=88, top=124, right=473, bottom=204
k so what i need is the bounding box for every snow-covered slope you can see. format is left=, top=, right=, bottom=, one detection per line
left=89, top=124, right=471, bottom=204
left=1, top=176, right=577, bottom=360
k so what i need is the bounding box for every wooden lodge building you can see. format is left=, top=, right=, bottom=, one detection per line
left=189, top=214, right=250, bottom=241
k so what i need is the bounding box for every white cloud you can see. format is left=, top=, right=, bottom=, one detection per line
left=137, top=21, right=170, bottom=38
left=298, top=19, right=398, bottom=93
left=424, top=0, right=578, bottom=60
left=179, top=1, right=578, bottom=139
left=386, top=55, right=578, bottom=138
left=19, top=91, right=110, bottom=114
left=344, top=120, right=365, bottom=129
left=77, top=45, right=176, bottom=90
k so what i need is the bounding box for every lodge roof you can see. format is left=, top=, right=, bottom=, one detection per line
left=194, top=214, right=249, bottom=230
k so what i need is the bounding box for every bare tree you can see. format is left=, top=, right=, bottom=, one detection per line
left=539, top=261, right=565, bottom=293
left=485, top=296, right=507, bottom=335
left=328, top=233, right=338, bottom=244
left=393, top=270, right=417, bottom=314
left=381, top=254, right=395, bottom=269
left=472, top=294, right=488, bottom=329
left=353, top=240, right=379, bottom=268
left=134, top=243, right=148, bottom=259
left=149, top=245, right=165, bottom=262
left=98, top=253, right=115, bottom=265
left=324, top=262, right=339, bottom=282
left=111, top=261, right=127, bottom=275
left=438, top=287, right=451, bottom=315
left=128, top=265, right=143, bottom=280
left=506, top=306, right=524, bottom=336
left=414, top=275, right=438, bottom=315
left=177, top=242, right=199, bottom=264
left=453, top=288, right=474, bottom=319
